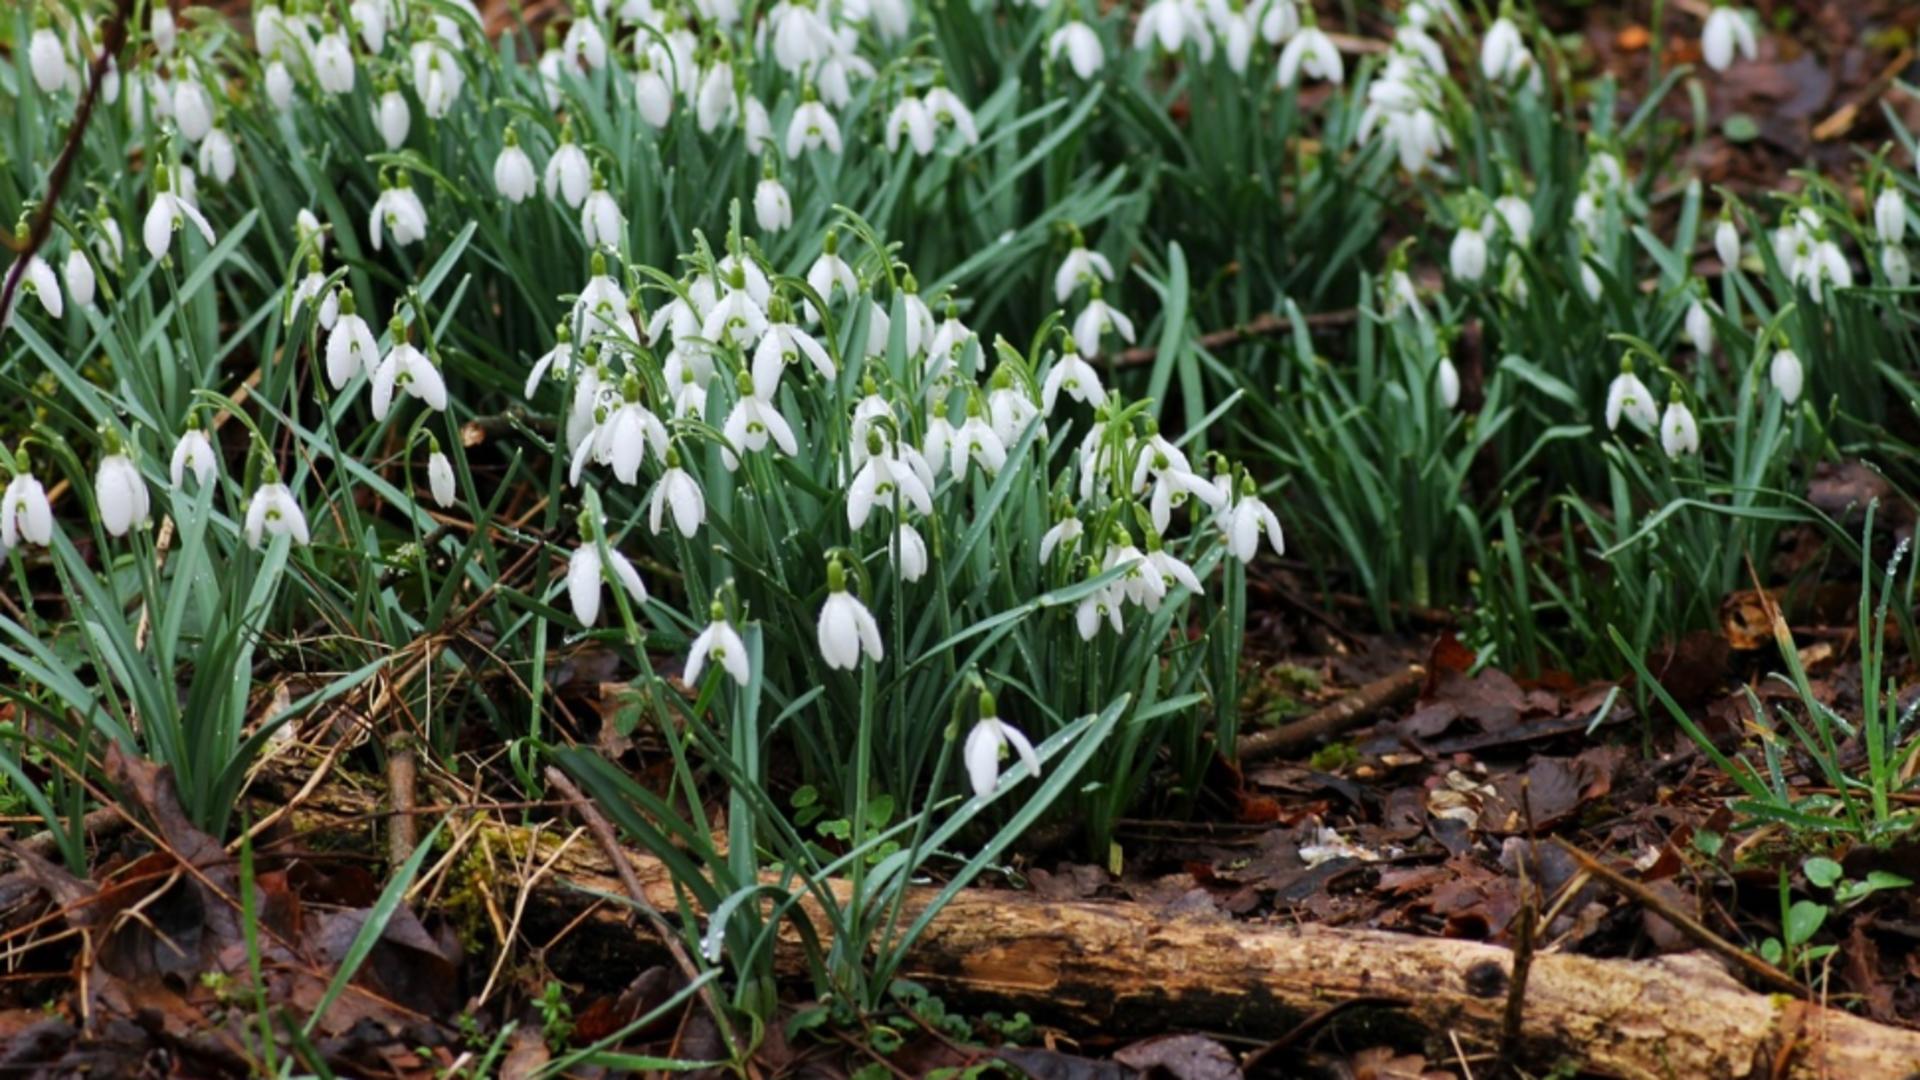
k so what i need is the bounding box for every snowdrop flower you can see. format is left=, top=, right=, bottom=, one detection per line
left=1071, top=287, right=1136, bottom=357
left=1, top=464, right=53, bottom=549
left=325, top=290, right=378, bottom=390
left=369, top=177, right=428, bottom=251
left=1659, top=391, right=1699, bottom=459
left=686, top=603, right=750, bottom=686
left=1143, top=541, right=1204, bottom=608
left=722, top=371, right=800, bottom=468
left=965, top=692, right=1039, bottom=799
left=847, top=434, right=934, bottom=529
left=314, top=29, right=356, bottom=94
left=294, top=208, right=326, bottom=258
left=494, top=130, right=537, bottom=203
left=265, top=58, right=294, bottom=110
left=1384, top=265, right=1423, bottom=320
left=580, top=175, right=626, bottom=250
left=786, top=92, right=843, bottom=157
left=581, top=376, right=669, bottom=485
left=1714, top=213, right=1742, bottom=270
left=696, top=58, right=737, bottom=132
left=1039, top=513, right=1083, bottom=564
left=194, top=127, right=237, bottom=185
left=410, top=39, right=464, bottom=118
left=62, top=249, right=94, bottom=311
left=1143, top=459, right=1224, bottom=534
left=1049, top=21, right=1105, bottom=79
left=525, top=324, right=574, bottom=398
left=1685, top=297, right=1714, bottom=355
left=647, top=449, right=706, bottom=537
left=426, top=441, right=456, bottom=508
left=886, top=96, right=935, bottom=156
left=567, top=522, right=648, bottom=626
left=754, top=170, right=793, bottom=234
left=1259, top=0, right=1299, bottom=42
left=1580, top=260, right=1603, bottom=302
left=142, top=166, right=216, bottom=262
left=1449, top=220, right=1487, bottom=284
left=920, top=307, right=973, bottom=386
left=1220, top=477, right=1284, bottom=562
left=753, top=306, right=836, bottom=390
left=1055, top=241, right=1115, bottom=303
left=370, top=318, right=449, bottom=420
left=1043, top=349, right=1106, bottom=413
left=544, top=134, right=592, bottom=209
left=1491, top=194, right=1534, bottom=246
left=10, top=250, right=62, bottom=320
left=924, top=83, right=980, bottom=147
left=1103, top=537, right=1165, bottom=609
left=1211, top=0, right=1257, bottom=73
left=573, top=262, right=639, bottom=346
left=151, top=6, right=178, bottom=55
left=1480, top=14, right=1540, bottom=92
left=1436, top=355, right=1461, bottom=408
left=1876, top=187, right=1907, bottom=245
left=1803, top=238, right=1852, bottom=300
left=1603, top=358, right=1657, bottom=432
left=375, top=83, right=411, bottom=149
left=804, top=230, right=859, bottom=321
left=743, top=96, right=775, bottom=155
left=816, top=558, right=883, bottom=670
left=244, top=476, right=309, bottom=548
left=1770, top=346, right=1804, bottom=405
left=1075, top=581, right=1125, bottom=640
left=1134, top=0, right=1196, bottom=54
left=563, top=15, right=609, bottom=70
left=1276, top=21, right=1342, bottom=87
left=1701, top=5, right=1757, bottom=71
left=1882, top=245, right=1912, bottom=289
left=350, top=0, right=388, bottom=52
left=173, top=79, right=215, bottom=143
left=634, top=59, right=673, bottom=128
left=168, top=419, right=218, bottom=489
left=704, top=273, right=770, bottom=349
left=29, top=22, right=74, bottom=96
left=891, top=522, right=929, bottom=581
left=95, top=446, right=150, bottom=538
left=950, top=401, right=1008, bottom=480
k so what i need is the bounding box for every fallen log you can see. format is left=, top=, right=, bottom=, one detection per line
left=264, top=776, right=1920, bottom=1078
left=511, top=820, right=1920, bottom=1078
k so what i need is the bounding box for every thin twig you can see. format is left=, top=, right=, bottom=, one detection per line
left=1109, top=309, right=1359, bottom=369
left=1553, top=838, right=1806, bottom=998
left=543, top=766, right=740, bottom=1057
left=1236, top=663, right=1427, bottom=762
left=387, top=742, right=419, bottom=867
left=0, top=0, right=133, bottom=333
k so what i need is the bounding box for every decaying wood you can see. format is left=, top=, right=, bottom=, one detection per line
left=1235, top=664, right=1427, bottom=762
left=255, top=774, right=1920, bottom=1080
left=516, top=828, right=1920, bottom=1079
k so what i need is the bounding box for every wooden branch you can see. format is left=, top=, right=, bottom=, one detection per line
left=1553, top=837, right=1805, bottom=998
left=1110, top=309, right=1359, bottom=369
left=1235, top=664, right=1427, bottom=762
left=0, top=0, right=133, bottom=334
left=539, top=831, right=1919, bottom=1078
left=271, top=782, right=1920, bottom=1078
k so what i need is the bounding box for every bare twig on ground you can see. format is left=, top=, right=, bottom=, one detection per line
left=1109, top=309, right=1359, bottom=369
left=543, top=767, right=739, bottom=1057
left=1235, top=664, right=1427, bottom=762
left=1553, top=837, right=1805, bottom=998
left=0, top=0, right=133, bottom=335
left=387, top=744, right=418, bottom=867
